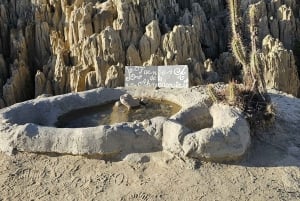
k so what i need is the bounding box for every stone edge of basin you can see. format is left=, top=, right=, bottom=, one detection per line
left=0, top=87, right=251, bottom=162
left=163, top=104, right=251, bottom=162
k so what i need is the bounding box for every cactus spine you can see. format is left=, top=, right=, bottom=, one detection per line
left=227, top=81, right=237, bottom=104
left=228, top=0, right=267, bottom=94
left=229, top=0, right=248, bottom=66
left=228, top=0, right=273, bottom=130
left=207, top=84, right=218, bottom=103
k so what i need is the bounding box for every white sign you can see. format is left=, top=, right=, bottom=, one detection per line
left=125, top=65, right=189, bottom=88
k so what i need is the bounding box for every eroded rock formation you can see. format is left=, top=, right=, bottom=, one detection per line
left=261, top=35, right=300, bottom=96
left=0, top=0, right=299, bottom=107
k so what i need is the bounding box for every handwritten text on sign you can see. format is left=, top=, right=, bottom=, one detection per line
left=125, top=65, right=189, bottom=88
left=158, top=66, right=189, bottom=88
left=125, top=66, right=158, bottom=87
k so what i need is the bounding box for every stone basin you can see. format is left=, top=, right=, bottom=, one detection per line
left=0, top=87, right=251, bottom=161
left=55, top=99, right=181, bottom=128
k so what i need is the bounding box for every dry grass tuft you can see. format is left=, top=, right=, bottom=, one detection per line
left=207, top=83, right=275, bottom=135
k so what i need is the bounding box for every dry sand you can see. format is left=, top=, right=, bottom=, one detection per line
left=0, top=91, right=299, bottom=201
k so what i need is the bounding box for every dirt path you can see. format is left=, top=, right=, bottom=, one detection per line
left=0, top=150, right=299, bottom=201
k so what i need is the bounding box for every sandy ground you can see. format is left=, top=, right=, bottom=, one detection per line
left=0, top=91, right=299, bottom=201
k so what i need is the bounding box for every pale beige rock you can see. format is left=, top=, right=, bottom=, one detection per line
left=162, top=120, right=190, bottom=156
left=163, top=102, right=251, bottom=162
left=0, top=87, right=211, bottom=157
left=247, top=1, right=270, bottom=43
left=66, top=2, right=94, bottom=45
left=70, top=66, right=92, bottom=92
left=93, top=0, right=117, bottom=33
left=276, top=5, right=296, bottom=49
left=85, top=71, right=98, bottom=90
left=53, top=54, right=68, bottom=95
left=191, top=3, right=220, bottom=58
left=261, top=35, right=300, bottom=96
left=112, top=0, right=143, bottom=47
left=35, top=70, right=47, bottom=98
left=74, top=34, right=103, bottom=87
left=126, top=44, right=142, bottom=66
left=182, top=104, right=250, bottom=161
left=2, top=60, right=31, bottom=106
left=172, top=104, right=213, bottom=131
left=246, top=0, right=298, bottom=50
left=162, top=25, right=206, bottom=65
left=2, top=84, right=15, bottom=107
left=78, top=3, right=93, bottom=41
left=100, top=26, right=125, bottom=65
left=105, top=64, right=124, bottom=88
left=44, top=79, right=53, bottom=95
left=139, top=20, right=161, bottom=62
left=120, top=93, right=140, bottom=110
left=204, top=59, right=219, bottom=83
left=143, top=53, right=164, bottom=66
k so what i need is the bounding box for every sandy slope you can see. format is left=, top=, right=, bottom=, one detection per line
left=0, top=91, right=299, bottom=201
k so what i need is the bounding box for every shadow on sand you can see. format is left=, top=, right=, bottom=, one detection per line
left=232, top=92, right=300, bottom=167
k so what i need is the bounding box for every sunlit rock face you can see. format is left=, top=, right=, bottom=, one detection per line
left=0, top=0, right=299, bottom=107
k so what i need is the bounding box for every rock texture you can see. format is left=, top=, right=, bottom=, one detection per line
left=182, top=104, right=250, bottom=161
left=261, top=35, right=300, bottom=96
left=0, top=87, right=250, bottom=162
left=0, top=0, right=299, bottom=107
left=1, top=88, right=300, bottom=201
left=163, top=103, right=250, bottom=161
left=119, top=93, right=140, bottom=109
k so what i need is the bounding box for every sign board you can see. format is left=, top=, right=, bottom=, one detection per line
left=125, top=65, right=189, bottom=88
left=125, top=66, right=158, bottom=87
left=158, top=65, right=189, bottom=88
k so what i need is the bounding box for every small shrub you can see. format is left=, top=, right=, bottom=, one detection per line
left=235, top=88, right=275, bottom=135
left=207, top=83, right=275, bottom=135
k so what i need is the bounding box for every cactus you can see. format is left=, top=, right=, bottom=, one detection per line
left=231, top=36, right=248, bottom=66
left=228, top=0, right=241, bottom=35
left=227, top=81, right=237, bottom=105
left=228, top=0, right=267, bottom=94
left=228, top=0, right=274, bottom=133
left=207, top=84, right=218, bottom=103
